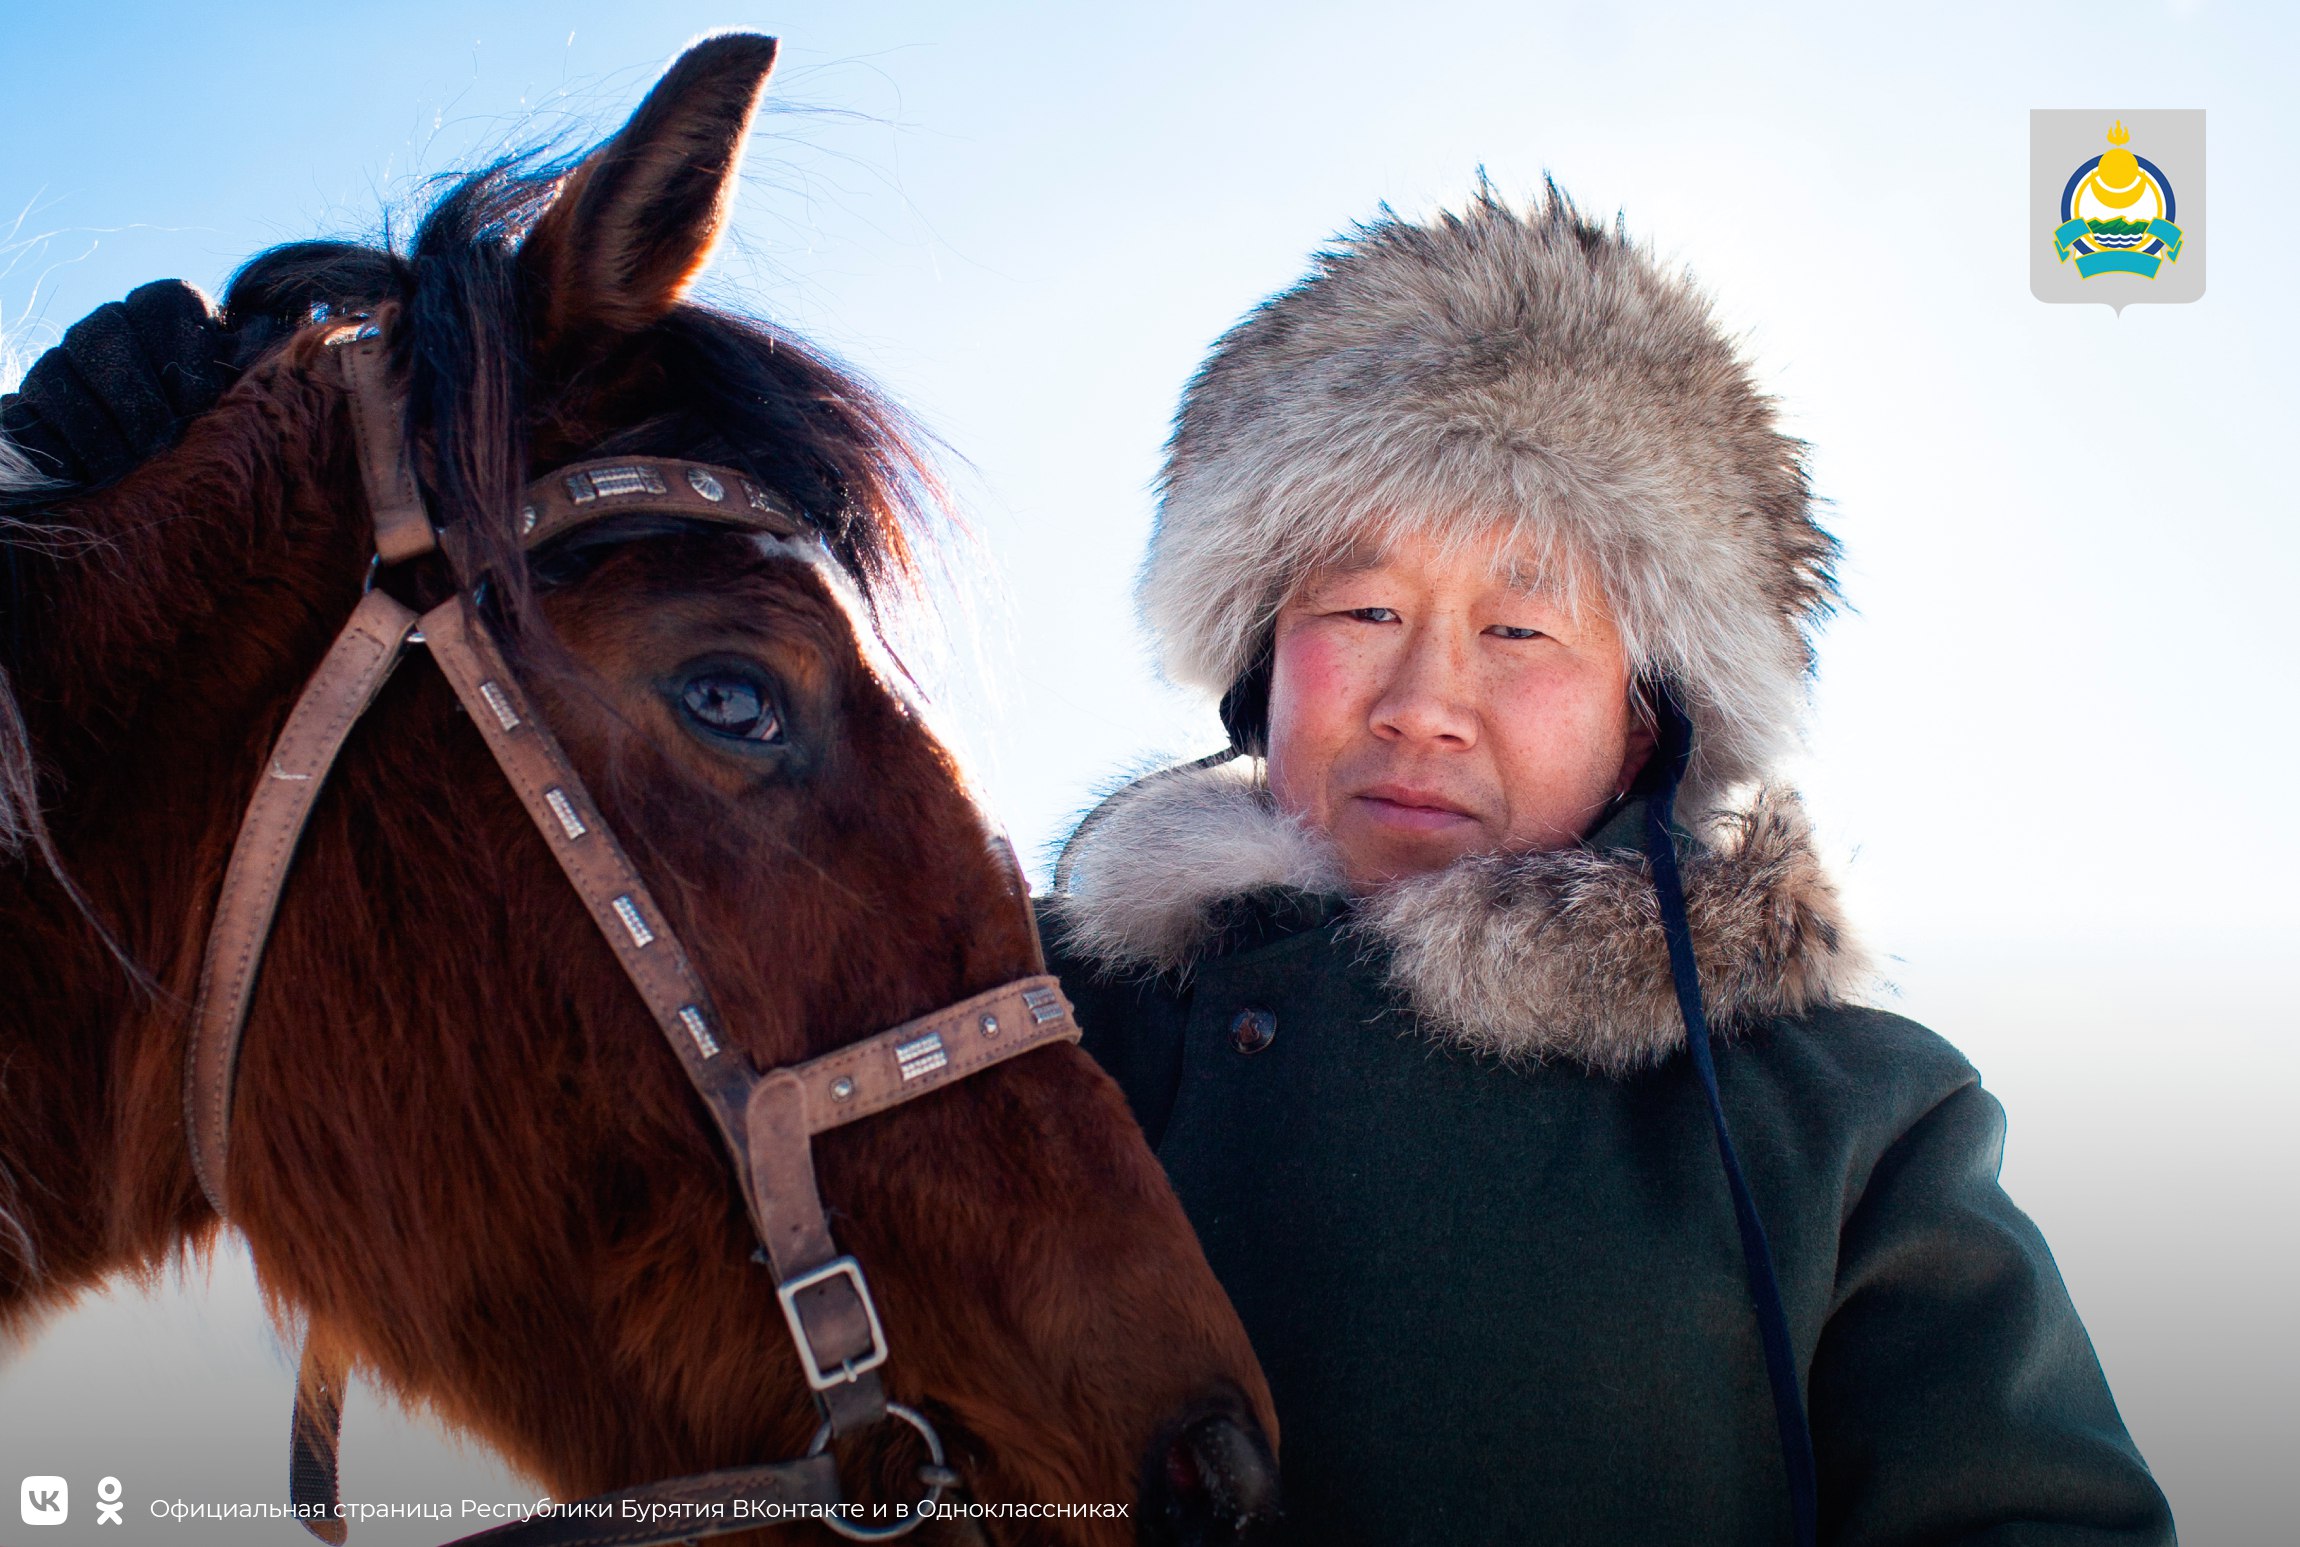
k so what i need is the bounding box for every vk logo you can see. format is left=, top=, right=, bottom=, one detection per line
left=20, top=1475, right=68, bottom=1525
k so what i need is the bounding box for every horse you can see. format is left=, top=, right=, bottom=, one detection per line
left=0, top=33, right=1278, bottom=1544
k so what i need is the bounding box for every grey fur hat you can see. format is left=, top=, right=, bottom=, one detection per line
left=1140, top=184, right=1839, bottom=816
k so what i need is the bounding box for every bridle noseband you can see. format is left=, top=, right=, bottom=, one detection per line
left=185, top=318, right=1081, bottom=1545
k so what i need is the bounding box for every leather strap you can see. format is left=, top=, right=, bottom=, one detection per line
left=518, top=457, right=807, bottom=549
left=747, top=1072, right=886, bottom=1435
left=415, top=595, right=761, bottom=1157
left=743, top=979, right=1081, bottom=1436
left=185, top=587, right=421, bottom=1214
left=334, top=325, right=436, bottom=567
left=289, top=1338, right=349, bottom=1546
left=785, top=977, right=1078, bottom=1135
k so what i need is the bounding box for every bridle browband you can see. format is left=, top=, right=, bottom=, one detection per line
left=184, top=317, right=1082, bottom=1546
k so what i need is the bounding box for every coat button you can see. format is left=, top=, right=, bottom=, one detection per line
left=1229, top=1007, right=1277, bottom=1055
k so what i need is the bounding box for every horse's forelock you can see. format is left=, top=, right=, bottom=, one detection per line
left=621, top=305, right=950, bottom=641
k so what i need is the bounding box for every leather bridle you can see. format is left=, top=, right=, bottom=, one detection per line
left=184, top=316, right=1082, bottom=1546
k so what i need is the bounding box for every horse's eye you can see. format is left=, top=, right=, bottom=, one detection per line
left=679, top=672, right=783, bottom=743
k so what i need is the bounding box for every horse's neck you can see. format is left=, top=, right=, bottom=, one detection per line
left=0, top=372, right=357, bottom=1324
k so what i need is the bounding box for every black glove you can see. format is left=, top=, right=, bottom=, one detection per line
left=1, top=279, right=245, bottom=490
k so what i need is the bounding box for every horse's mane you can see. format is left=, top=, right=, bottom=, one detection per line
left=0, top=151, right=951, bottom=862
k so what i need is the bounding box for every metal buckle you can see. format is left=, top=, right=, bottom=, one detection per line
left=775, top=1256, right=890, bottom=1391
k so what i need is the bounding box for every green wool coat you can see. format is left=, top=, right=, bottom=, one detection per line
left=1042, top=772, right=2173, bottom=1547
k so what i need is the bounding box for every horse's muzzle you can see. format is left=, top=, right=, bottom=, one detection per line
left=1138, top=1387, right=1282, bottom=1546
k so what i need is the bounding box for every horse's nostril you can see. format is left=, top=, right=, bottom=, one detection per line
left=1142, top=1408, right=1281, bottom=1546
left=1165, top=1437, right=1205, bottom=1497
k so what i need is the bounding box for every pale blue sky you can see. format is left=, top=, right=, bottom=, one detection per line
left=3, top=4, right=2295, bottom=1540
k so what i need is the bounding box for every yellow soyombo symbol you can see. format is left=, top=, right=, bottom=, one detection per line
left=2084, top=123, right=2150, bottom=210
left=2079, top=122, right=2162, bottom=217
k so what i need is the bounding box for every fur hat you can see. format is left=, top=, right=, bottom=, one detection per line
left=1140, top=184, right=1839, bottom=815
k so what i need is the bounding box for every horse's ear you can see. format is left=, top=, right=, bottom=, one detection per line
left=522, top=33, right=779, bottom=347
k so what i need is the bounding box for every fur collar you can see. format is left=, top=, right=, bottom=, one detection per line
left=1047, top=759, right=1871, bottom=1077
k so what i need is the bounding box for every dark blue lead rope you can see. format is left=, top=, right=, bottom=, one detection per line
left=1642, top=703, right=1819, bottom=1547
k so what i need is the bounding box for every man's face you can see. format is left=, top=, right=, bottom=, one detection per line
left=1265, top=525, right=1652, bottom=889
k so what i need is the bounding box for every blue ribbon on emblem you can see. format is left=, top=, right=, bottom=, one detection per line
left=2056, top=218, right=2185, bottom=279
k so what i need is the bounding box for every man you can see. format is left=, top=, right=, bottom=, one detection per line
left=1045, top=189, right=2174, bottom=1544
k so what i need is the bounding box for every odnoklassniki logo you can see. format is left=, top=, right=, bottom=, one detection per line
left=2030, top=109, right=2205, bottom=311
left=2054, top=120, right=2181, bottom=278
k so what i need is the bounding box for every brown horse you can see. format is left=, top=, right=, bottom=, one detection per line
left=0, top=34, right=1277, bottom=1544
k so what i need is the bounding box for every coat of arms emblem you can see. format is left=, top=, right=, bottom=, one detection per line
left=2054, top=121, right=2182, bottom=278
left=2030, top=109, right=2205, bottom=311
